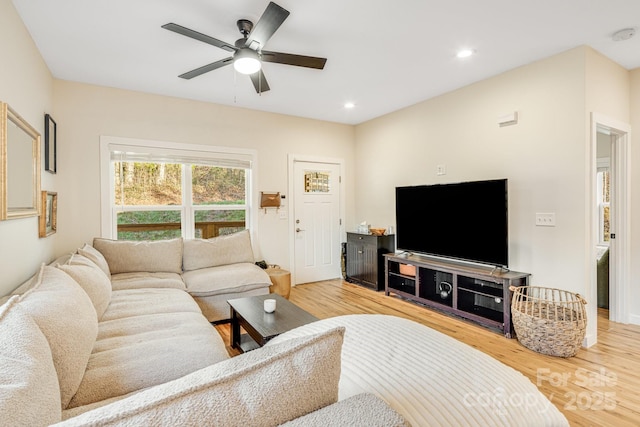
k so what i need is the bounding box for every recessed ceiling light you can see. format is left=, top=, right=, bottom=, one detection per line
left=612, top=27, right=636, bottom=41
left=456, top=49, right=475, bottom=58
left=344, top=102, right=355, bottom=109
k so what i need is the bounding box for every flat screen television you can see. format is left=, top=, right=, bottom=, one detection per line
left=395, top=178, right=508, bottom=268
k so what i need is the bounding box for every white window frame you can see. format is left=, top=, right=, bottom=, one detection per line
left=100, top=136, right=257, bottom=240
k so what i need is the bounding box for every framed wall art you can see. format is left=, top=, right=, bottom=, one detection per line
left=39, top=191, right=57, bottom=237
left=44, top=113, right=57, bottom=173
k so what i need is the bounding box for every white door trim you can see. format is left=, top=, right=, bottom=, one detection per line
left=588, top=113, right=631, bottom=346
left=287, top=154, right=345, bottom=285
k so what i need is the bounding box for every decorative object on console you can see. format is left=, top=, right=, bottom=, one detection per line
left=39, top=191, right=57, bottom=237
left=398, top=263, right=416, bottom=277
left=44, top=114, right=57, bottom=174
left=356, top=221, right=370, bottom=234
left=369, top=227, right=386, bottom=236
left=510, top=285, right=587, bottom=357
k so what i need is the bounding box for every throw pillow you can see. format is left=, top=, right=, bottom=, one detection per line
left=183, top=229, right=255, bottom=271
left=18, top=265, right=98, bottom=409
left=0, top=296, right=62, bottom=426
left=93, top=237, right=183, bottom=274
left=54, top=326, right=345, bottom=426
left=78, top=243, right=111, bottom=277
left=57, top=253, right=112, bottom=319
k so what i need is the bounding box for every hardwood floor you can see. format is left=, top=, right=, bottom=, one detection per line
left=216, top=279, right=640, bottom=427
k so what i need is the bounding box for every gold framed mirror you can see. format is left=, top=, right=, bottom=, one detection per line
left=0, top=102, right=41, bottom=220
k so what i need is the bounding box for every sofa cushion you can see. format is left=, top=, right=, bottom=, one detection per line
left=280, top=393, right=411, bottom=427
left=182, top=262, right=271, bottom=296
left=93, top=237, right=183, bottom=274
left=183, top=230, right=255, bottom=271
left=78, top=243, right=111, bottom=277
left=18, top=265, right=98, bottom=409
left=100, top=288, right=202, bottom=322
left=54, top=326, right=344, bottom=427
left=68, top=310, right=230, bottom=408
left=0, top=296, right=62, bottom=426
left=110, top=271, right=186, bottom=291
left=57, top=253, right=112, bottom=319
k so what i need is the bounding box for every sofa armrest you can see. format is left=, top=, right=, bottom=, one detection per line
left=53, top=326, right=344, bottom=427
left=279, top=393, right=411, bottom=427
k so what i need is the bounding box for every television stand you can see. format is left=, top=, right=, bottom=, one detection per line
left=384, top=253, right=530, bottom=338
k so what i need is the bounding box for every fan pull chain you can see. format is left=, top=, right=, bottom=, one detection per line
left=233, top=69, right=238, bottom=104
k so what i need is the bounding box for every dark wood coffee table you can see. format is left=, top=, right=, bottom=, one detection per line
left=227, top=293, right=318, bottom=353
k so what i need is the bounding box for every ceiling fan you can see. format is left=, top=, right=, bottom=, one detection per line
left=162, top=1, right=327, bottom=94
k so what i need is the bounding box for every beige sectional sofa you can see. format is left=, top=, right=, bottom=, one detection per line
left=1, top=232, right=409, bottom=426
left=92, top=229, right=273, bottom=322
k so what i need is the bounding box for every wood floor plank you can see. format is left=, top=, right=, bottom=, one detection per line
left=218, top=279, right=640, bottom=426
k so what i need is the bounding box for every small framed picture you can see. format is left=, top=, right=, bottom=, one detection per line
left=44, top=114, right=57, bottom=173
left=39, top=191, right=57, bottom=237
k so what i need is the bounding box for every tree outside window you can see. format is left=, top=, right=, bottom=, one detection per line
left=113, top=161, right=247, bottom=241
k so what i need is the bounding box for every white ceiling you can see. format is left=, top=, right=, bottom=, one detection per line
left=11, top=0, right=640, bottom=125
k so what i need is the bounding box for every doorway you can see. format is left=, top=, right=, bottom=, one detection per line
left=595, top=131, right=611, bottom=312
left=590, top=113, right=630, bottom=332
left=288, top=155, right=344, bottom=285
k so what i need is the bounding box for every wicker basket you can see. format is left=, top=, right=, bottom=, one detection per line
left=510, top=286, right=587, bottom=358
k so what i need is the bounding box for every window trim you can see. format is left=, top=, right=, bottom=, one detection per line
left=100, top=136, right=258, bottom=240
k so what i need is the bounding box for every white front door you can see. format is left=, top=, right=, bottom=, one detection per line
left=292, top=160, right=342, bottom=284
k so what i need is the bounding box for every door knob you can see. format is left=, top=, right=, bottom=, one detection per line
left=296, top=228, right=305, bottom=233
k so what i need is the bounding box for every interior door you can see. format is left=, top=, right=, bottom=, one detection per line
left=293, top=161, right=341, bottom=284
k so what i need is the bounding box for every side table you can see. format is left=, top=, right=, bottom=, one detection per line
left=266, top=267, right=291, bottom=299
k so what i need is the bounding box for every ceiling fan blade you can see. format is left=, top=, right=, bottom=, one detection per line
left=244, top=2, right=290, bottom=49
left=178, top=57, right=233, bottom=79
left=261, top=51, right=327, bottom=69
left=162, top=23, right=236, bottom=52
left=249, top=70, right=271, bottom=93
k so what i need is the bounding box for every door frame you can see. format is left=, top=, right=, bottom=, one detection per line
left=589, top=113, right=631, bottom=339
left=287, top=154, right=345, bottom=285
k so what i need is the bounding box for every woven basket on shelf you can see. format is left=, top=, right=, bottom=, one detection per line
left=510, top=286, right=587, bottom=358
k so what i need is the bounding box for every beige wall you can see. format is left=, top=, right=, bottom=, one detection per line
left=0, top=0, right=54, bottom=294
left=51, top=81, right=355, bottom=275
left=584, top=48, right=631, bottom=334
left=354, top=46, right=634, bottom=343
left=630, top=68, right=640, bottom=325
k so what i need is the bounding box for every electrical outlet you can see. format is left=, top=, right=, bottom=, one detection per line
left=436, top=164, right=446, bottom=175
left=535, top=213, right=556, bottom=227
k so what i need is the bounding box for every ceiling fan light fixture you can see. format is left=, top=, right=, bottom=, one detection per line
left=233, top=48, right=262, bottom=75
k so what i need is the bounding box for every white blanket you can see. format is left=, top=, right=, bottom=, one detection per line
left=268, top=314, right=569, bottom=427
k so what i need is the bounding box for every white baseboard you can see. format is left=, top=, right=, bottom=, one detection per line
left=583, top=333, right=597, bottom=348
left=628, top=314, right=640, bottom=326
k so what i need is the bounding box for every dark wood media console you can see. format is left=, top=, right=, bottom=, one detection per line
left=384, top=253, right=530, bottom=337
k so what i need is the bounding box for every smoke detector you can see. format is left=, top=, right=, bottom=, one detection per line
left=612, top=28, right=636, bottom=41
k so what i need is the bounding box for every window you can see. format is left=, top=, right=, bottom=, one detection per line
left=101, top=137, right=255, bottom=241
left=597, top=169, right=610, bottom=246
